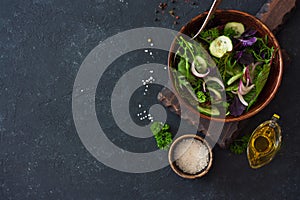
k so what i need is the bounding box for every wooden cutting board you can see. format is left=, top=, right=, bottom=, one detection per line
left=158, top=0, right=296, bottom=148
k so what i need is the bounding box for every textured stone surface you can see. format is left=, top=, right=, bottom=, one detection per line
left=1, top=0, right=299, bottom=199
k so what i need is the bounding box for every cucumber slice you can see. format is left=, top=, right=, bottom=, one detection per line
left=209, top=36, right=233, bottom=58
left=224, top=22, right=245, bottom=37
left=197, top=105, right=220, bottom=116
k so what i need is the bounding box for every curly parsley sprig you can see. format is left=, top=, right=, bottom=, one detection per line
left=150, top=122, right=173, bottom=150
left=229, top=134, right=251, bottom=154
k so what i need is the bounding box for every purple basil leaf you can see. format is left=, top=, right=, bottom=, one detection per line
left=235, top=50, right=244, bottom=61
left=241, top=29, right=257, bottom=38
left=260, top=51, right=266, bottom=59
left=229, top=96, right=247, bottom=117
left=239, top=52, right=254, bottom=65
left=239, top=37, right=257, bottom=47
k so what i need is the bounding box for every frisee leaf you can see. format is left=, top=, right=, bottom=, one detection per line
left=199, top=27, right=220, bottom=43
left=196, top=91, right=207, bottom=103
left=224, top=27, right=238, bottom=37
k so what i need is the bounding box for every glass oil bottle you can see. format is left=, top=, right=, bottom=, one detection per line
left=247, top=114, right=282, bottom=169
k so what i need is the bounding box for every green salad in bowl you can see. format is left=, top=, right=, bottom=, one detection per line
left=168, top=10, right=283, bottom=122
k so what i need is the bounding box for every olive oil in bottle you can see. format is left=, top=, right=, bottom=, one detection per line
left=247, top=114, right=282, bottom=169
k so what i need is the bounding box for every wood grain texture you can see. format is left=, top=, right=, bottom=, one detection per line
left=256, top=0, right=296, bottom=31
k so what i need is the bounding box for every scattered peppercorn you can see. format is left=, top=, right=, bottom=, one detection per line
left=159, top=2, right=168, bottom=10
left=169, top=9, right=175, bottom=17
left=154, top=1, right=198, bottom=25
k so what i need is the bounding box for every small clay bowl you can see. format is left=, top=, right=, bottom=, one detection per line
left=168, top=134, right=213, bottom=179
left=168, top=10, right=283, bottom=122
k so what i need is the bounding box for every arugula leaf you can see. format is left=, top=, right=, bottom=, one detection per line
left=245, top=63, right=271, bottom=110
left=177, top=57, right=187, bottom=75
left=255, top=64, right=271, bottom=95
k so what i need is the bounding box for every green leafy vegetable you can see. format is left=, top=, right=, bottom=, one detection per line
left=150, top=122, right=173, bottom=150
left=196, top=91, right=207, bottom=103
left=172, top=23, right=276, bottom=117
left=229, top=134, right=251, bottom=154
left=199, top=27, right=220, bottom=43
left=224, top=27, right=238, bottom=37
left=244, top=63, right=271, bottom=110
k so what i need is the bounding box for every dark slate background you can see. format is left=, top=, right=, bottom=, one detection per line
left=1, top=0, right=299, bottom=199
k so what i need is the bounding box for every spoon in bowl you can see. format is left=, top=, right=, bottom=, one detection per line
left=191, top=0, right=223, bottom=40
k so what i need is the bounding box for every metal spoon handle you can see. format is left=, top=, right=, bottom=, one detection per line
left=192, top=0, right=223, bottom=40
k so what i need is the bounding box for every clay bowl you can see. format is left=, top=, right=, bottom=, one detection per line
left=168, top=10, right=283, bottom=122
left=168, top=134, right=213, bottom=179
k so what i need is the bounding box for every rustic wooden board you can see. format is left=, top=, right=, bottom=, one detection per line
left=158, top=0, right=296, bottom=148
left=256, top=0, right=296, bottom=32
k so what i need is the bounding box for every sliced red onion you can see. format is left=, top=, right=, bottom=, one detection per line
left=191, top=64, right=210, bottom=78
left=207, top=87, right=222, bottom=100
left=250, top=62, right=262, bottom=73
left=191, top=56, right=210, bottom=78
left=237, top=92, right=249, bottom=106
left=243, top=66, right=252, bottom=84
left=202, top=81, right=207, bottom=92
left=238, top=79, right=255, bottom=95
left=205, top=76, right=225, bottom=91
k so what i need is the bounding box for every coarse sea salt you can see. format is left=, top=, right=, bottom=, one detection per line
left=174, top=139, right=209, bottom=174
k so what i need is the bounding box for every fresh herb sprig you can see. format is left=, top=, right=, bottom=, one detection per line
left=199, top=27, right=220, bottom=43
left=229, top=134, right=251, bottom=154
left=150, top=122, right=173, bottom=150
